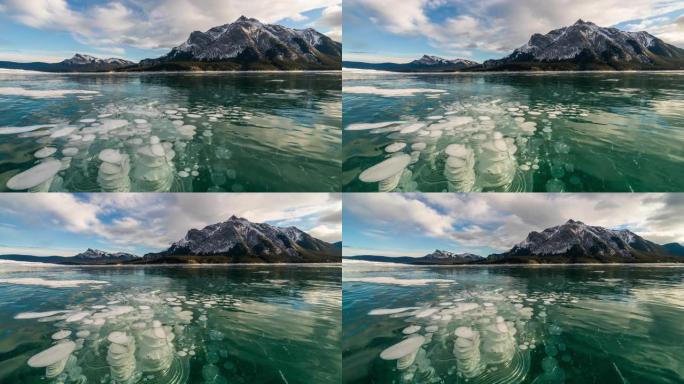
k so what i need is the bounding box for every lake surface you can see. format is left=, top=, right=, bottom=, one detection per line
left=0, top=71, right=341, bottom=192
left=343, top=261, right=684, bottom=384
left=342, top=71, right=684, bottom=192
left=0, top=263, right=341, bottom=384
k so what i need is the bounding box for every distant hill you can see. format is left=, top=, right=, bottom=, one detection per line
left=0, top=249, right=139, bottom=265
left=138, top=215, right=340, bottom=264
left=0, top=254, right=72, bottom=264
left=346, top=249, right=484, bottom=265
left=479, top=19, right=684, bottom=71
left=343, top=55, right=478, bottom=72
left=344, top=255, right=422, bottom=264
left=0, top=54, right=134, bottom=72
left=71, top=248, right=138, bottom=264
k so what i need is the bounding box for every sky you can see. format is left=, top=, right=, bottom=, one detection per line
left=343, top=193, right=684, bottom=258
left=344, top=0, right=684, bottom=63
left=0, top=193, right=341, bottom=257
left=0, top=0, right=341, bottom=62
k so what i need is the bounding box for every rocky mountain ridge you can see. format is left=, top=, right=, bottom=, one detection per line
left=141, top=215, right=340, bottom=263
left=138, top=16, right=341, bottom=70
left=482, top=19, right=684, bottom=70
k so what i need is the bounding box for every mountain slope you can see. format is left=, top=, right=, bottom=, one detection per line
left=137, top=16, right=341, bottom=71
left=343, top=55, right=478, bottom=72
left=0, top=54, right=135, bottom=72
left=489, top=220, right=679, bottom=263
left=481, top=19, right=684, bottom=70
left=141, top=215, right=340, bottom=263
left=663, top=243, right=684, bottom=257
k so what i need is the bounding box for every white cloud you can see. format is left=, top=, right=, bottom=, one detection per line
left=344, top=193, right=684, bottom=252
left=93, top=46, right=126, bottom=55
left=316, top=4, right=342, bottom=41
left=344, top=193, right=454, bottom=238
left=309, top=223, right=342, bottom=242
left=347, top=0, right=684, bottom=56
left=2, top=0, right=341, bottom=50
left=0, top=193, right=341, bottom=253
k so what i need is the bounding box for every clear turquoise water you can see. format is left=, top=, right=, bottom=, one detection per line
left=0, top=264, right=341, bottom=384
left=343, top=262, right=684, bottom=384
left=0, top=72, right=341, bottom=192
left=342, top=72, right=684, bottom=192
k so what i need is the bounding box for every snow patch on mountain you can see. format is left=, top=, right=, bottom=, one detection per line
left=62, top=54, right=133, bottom=66
left=165, top=16, right=341, bottom=64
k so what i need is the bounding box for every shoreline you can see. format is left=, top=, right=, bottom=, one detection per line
left=0, top=262, right=342, bottom=268
left=342, top=259, right=684, bottom=268
left=1, top=69, right=342, bottom=75
left=342, top=67, right=684, bottom=75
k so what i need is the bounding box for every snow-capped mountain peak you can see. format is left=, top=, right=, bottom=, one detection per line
left=511, top=20, right=680, bottom=62
left=510, top=220, right=659, bottom=258
left=61, top=54, right=134, bottom=66
left=485, top=20, right=684, bottom=70
left=423, top=249, right=484, bottom=261
left=161, top=16, right=341, bottom=68
left=73, top=248, right=138, bottom=261
left=152, top=216, right=339, bottom=263
left=411, top=55, right=478, bottom=67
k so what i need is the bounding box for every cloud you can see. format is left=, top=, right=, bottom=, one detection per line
left=308, top=223, right=342, bottom=242
left=0, top=193, right=341, bottom=253
left=343, top=194, right=684, bottom=253
left=344, top=193, right=454, bottom=238
left=93, top=46, right=126, bottom=55
left=346, top=0, right=684, bottom=56
left=2, top=0, right=341, bottom=50
left=316, top=4, right=342, bottom=41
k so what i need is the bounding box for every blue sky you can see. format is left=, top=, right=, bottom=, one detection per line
left=0, top=193, right=341, bottom=257
left=0, top=0, right=341, bottom=62
left=344, top=0, right=684, bottom=63
left=342, top=194, right=684, bottom=257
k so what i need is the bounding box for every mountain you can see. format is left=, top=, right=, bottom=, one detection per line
left=481, top=19, right=684, bottom=70
left=419, top=249, right=484, bottom=264
left=489, top=219, right=680, bottom=263
left=137, top=16, right=341, bottom=71
left=0, top=249, right=138, bottom=265
left=140, top=215, right=340, bottom=263
left=343, top=54, right=479, bottom=72
left=71, top=248, right=138, bottom=264
left=0, top=54, right=135, bottom=72
left=411, top=55, right=479, bottom=68
left=61, top=54, right=134, bottom=67
left=663, top=243, right=684, bottom=257
left=345, top=250, right=484, bottom=265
